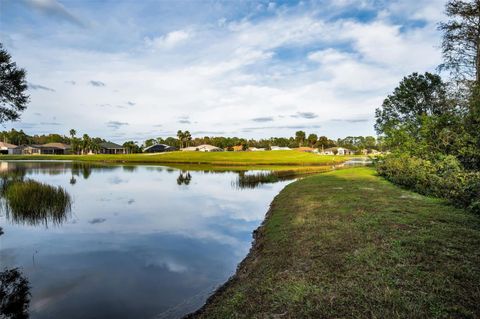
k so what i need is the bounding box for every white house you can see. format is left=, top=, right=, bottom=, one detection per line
left=270, top=146, right=291, bottom=151
left=182, top=144, right=223, bottom=152
left=323, top=147, right=354, bottom=155
left=248, top=147, right=266, bottom=151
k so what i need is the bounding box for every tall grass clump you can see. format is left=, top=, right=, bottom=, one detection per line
left=376, top=154, right=480, bottom=213
left=2, top=179, right=72, bottom=226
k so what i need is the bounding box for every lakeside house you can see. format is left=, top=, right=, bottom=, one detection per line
left=248, top=147, right=266, bottom=151
left=12, top=143, right=71, bottom=155
left=270, top=146, right=292, bottom=151
left=182, top=144, right=223, bottom=152
left=295, top=147, right=319, bottom=153
left=143, top=144, right=177, bottom=153
left=0, top=142, right=17, bottom=155
left=322, top=147, right=354, bottom=155
left=98, top=142, right=126, bottom=154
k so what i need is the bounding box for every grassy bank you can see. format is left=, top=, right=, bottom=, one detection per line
left=2, top=151, right=349, bottom=166
left=189, top=167, right=480, bottom=318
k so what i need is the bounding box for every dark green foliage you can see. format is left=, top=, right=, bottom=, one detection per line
left=376, top=155, right=480, bottom=213
left=122, top=140, right=142, bottom=153
left=0, top=268, right=30, bottom=319
left=0, top=44, right=29, bottom=123
left=374, top=72, right=460, bottom=157
left=295, top=131, right=306, bottom=147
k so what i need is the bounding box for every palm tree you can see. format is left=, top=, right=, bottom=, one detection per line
left=184, top=130, right=192, bottom=147
left=69, top=129, right=77, bottom=154
left=177, top=130, right=184, bottom=148
left=82, top=134, right=91, bottom=154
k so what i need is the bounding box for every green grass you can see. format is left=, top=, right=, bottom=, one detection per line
left=189, top=167, right=480, bottom=318
left=2, top=151, right=349, bottom=166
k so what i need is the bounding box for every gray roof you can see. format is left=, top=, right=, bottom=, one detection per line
left=99, top=141, right=124, bottom=149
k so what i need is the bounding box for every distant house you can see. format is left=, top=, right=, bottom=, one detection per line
left=295, top=147, right=318, bottom=153
left=12, top=143, right=71, bottom=155
left=99, top=142, right=126, bottom=154
left=248, top=147, right=266, bottom=151
left=13, top=145, right=42, bottom=155
left=143, top=144, right=176, bottom=153
left=323, top=147, right=354, bottom=155
left=182, top=144, right=223, bottom=152
left=270, top=146, right=291, bottom=151
left=40, top=143, right=71, bottom=155
left=0, top=142, right=17, bottom=155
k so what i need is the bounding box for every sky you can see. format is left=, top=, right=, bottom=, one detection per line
left=0, top=0, right=446, bottom=143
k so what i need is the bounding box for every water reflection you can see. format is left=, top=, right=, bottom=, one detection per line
left=0, top=161, right=293, bottom=319
left=0, top=230, right=31, bottom=319
left=177, top=171, right=192, bottom=185
left=233, top=170, right=299, bottom=189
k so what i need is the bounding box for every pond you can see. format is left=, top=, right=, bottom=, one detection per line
left=0, top=161, right=295, bottom=319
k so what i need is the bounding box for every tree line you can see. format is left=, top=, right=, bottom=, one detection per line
left=375, top=0, right=480, bottom=213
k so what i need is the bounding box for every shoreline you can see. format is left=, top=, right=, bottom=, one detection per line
left=184, top=167, right=480, bottom=318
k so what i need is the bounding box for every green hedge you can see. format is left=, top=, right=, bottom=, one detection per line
left=376, top=155, right=480, bottom=214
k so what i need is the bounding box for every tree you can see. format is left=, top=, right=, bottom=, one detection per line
left=307, top=133, right=318, bottom=147
left=375, top=72, right=462, bottom=156
left=375, top=72, right=452, bottom=134
left=295, top=131, right=306, bottom=147
left=0, top=44, right=29, bottom=123
left=144, top=138, right=157, bottom=148
left=184, top=130, right=192, bottom=147
left=123, top=141, right=141, bottom=153
left=177, top=130, right=184, bottom=148
left=439, top=0, right=480, bottom=83
left=81, top=134, right=91, bottom=154
left=317, top=136, right=336, bottom=149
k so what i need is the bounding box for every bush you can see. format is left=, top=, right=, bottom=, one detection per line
left=376, top=154, right=480, bottom=214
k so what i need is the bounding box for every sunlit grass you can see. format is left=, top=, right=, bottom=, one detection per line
left=3, top=151, right=350, bottom=166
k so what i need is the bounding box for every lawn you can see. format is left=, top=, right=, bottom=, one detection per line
left=188, top=167, right=480, bottom=318
left=2, top=151, right=350, bottom=166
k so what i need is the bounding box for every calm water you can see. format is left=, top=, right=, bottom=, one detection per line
left=0, top=161, right=293, bottom=319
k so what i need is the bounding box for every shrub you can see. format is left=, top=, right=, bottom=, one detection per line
left=376, top=154, right=480, bottom=214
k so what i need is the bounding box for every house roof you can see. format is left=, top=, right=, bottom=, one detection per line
left=42, top=142, right=71, bottom=149
left=143, top=144, right=175, bottom=151
left=0, top=142, right=17, bottom=148
left=99, top=141, right=124, bottom=149
left=182, top=144, right=222, bottom=151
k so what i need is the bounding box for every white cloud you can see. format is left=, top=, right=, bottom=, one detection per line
left=2, top=0, right=447, bottom=141
left=144, top=30, right=191, bottom=50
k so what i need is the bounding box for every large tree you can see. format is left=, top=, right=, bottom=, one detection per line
left=439, top=0, right=480, bottom=83
left=0, top=44, right=29, bottom=123
left=295, top=131, right=306, bottom=147
left=375, top=72, right=462, bottom=156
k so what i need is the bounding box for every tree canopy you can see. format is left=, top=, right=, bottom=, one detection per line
left=0, top=44, right=29, bottom=123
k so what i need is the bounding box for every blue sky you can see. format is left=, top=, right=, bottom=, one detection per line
left=0, top=0, right=446, bottom=143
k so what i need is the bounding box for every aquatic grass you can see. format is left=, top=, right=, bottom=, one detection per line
left=233, top=167, right=332, bottom=189
left=2, top=179, right=71, bottom=227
